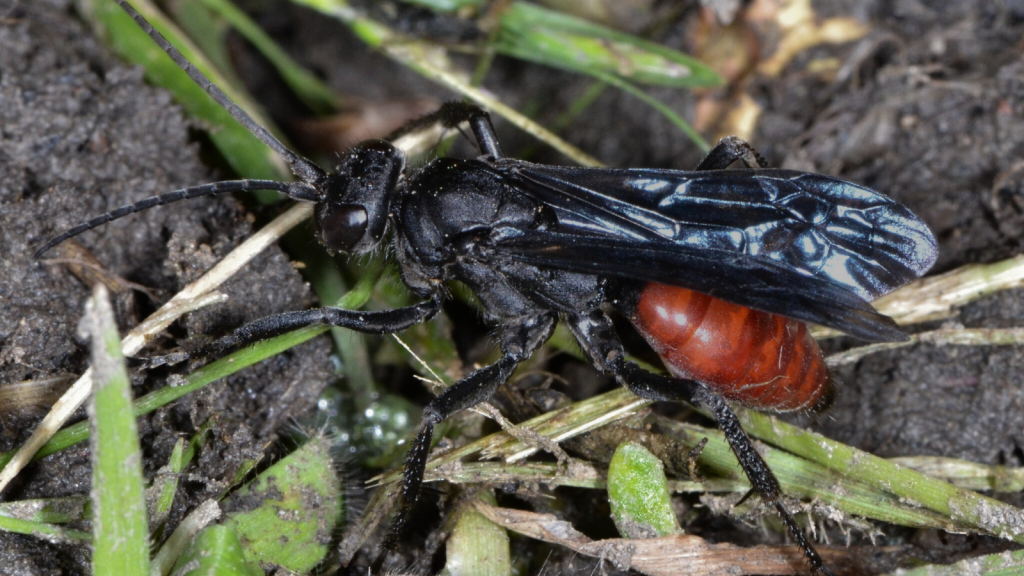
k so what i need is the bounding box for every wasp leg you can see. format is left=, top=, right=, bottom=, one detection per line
left=567, top=310, right=834, bottom=576
left=696, top=135, right=768, bottom=170
left=384, top=313, right=556, bottom=549
left=386, top=101, right=503, bottom=159
left=140, top=298, right=442, bottom=369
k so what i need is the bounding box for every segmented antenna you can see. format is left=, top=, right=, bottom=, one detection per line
left=34, top=180, right=315, bottom=258
left=113, top=0, right=327, bottom=186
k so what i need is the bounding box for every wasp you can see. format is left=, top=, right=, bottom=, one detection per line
left=37, top=1, right=938, bottom=573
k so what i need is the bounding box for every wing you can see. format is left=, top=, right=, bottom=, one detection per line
left=483, top=160, right=938, bottom=342
left=501, top=162, right=937, bottom=302
left=493, top=231, right=906, bottom=342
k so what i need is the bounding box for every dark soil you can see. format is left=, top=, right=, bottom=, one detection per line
left=0, top=1, right=331, bottom=574
left=2, top=0, right=1024, bottom=574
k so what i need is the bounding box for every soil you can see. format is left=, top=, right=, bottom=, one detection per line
left=0, top=1, right=332, bottom=573
left=2, top=0, right=1024, bottom=575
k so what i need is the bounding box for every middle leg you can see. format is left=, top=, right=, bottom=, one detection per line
left=385, top=312, right=557, bottom=547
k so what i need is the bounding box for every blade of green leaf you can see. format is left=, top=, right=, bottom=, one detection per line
left=0, top=514, right=90, bottom=543
left=81, top=285, right=150, bottom=576
left=403, top=0, right=721, bottom=88
left=652, top=415, right=955, bottom=530
left=77, top=0, right=289, bottom=182
left=290, top=0, right=603, bottom=166
left=497, top=2, right=721, bottom=89
left=734, top=409, right=1024, bottom=544
left=588, top=70, right=709, bottom=151
left=169, top=0, right=237, bottom=85
left=0, top=262, right=384, bottom=470
left=883, top=549, right=1024, bottom=576
left=195, top=0, right=341, bottom=114
left=0, top=497, right=90, bottom=525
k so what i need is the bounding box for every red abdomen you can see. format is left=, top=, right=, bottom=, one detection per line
left=631, top=282, right=828, bottom=412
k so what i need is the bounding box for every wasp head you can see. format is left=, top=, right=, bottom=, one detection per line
left=316, top=140, right=405, bottom=255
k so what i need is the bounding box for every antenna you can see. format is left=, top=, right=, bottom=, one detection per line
left=113, top=0, right=327, bottom=185
left=34, top=180, right=317, bottom=258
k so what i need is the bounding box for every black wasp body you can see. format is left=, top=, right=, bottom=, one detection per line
left=36, top=2, right=937, bottom=574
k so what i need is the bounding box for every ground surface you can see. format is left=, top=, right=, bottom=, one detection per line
left=2, top=0, right=1024, bottom=575
left=0, top=1, right=331, bottom=574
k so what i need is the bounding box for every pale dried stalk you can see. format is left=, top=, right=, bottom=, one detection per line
left=828, top=327, right=1024, bottom=366
left=474, top=501, right=847, bottom=575
left=813, top=254, right=1024, bottom=339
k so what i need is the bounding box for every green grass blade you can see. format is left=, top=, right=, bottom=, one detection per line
left=0, top=497, right=90, bottom=525
left=290, top=0, right=603, bottom=166
left=0, top=514, right=91, bottom=543
left=77, top=0, right=288, bottom=182
left=149, top=423, right=212, bottom=532
left=402, top=0, right=720, bottom=88
left=81, top=286, right=150, bottom=576
left=169, top=0, right=236, bottom=84
left=889, top=456, right=1024, bottom=492
left=652, top=415, right=955, bottom=530
left=884, top=549, right=1024, bottom=576
left=735, top=409, right=1024, bottom=543
left=297, top=247, right=385, bottom=410
left=149, top=438, right=186, bottom=531
left=589, top=70, right=710, bottom=151
left=440, top=492, right=511, bottom=576
left=0, top=325, right=327, bottom=467
left=196, top=0, right=341, bottom=114
left=0, top=277, right=389, bottom=469
left=496, top=2, right=721, bottom=89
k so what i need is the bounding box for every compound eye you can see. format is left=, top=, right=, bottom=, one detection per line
left=319, top=204, right=368, bottom=253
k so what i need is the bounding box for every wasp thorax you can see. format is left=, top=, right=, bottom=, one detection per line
left=316, top=139, right=405, bottom=254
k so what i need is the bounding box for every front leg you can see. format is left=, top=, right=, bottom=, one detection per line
left=566, top=309, right=835, bottom=576
left=142, top=298, right=441, bottom=368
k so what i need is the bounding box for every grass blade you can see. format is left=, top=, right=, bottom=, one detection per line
left=441, top=492, right=511, bottom=576
left=496, top=2, right=721, bottom=89
left=883, top=549, right=1024, bottom=576
left=81, top=285, right=150, bottom=576
left=77, top=0, right=288, bottom=181
left=195, top=0, right=341, bottom=114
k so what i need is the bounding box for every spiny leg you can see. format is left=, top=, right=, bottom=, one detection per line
left=141, top=299, right=441, bottom=368
left=385, top=101, right=503, bottom=159
left=697, top=135, right=768, bottom=170
left=384, top=313, right=556, bottom=549
left=383, top=356, right=519, bottom=550
left=629, top=368, right=835, bottom=576
left=567, top=310, right=835, bottom=576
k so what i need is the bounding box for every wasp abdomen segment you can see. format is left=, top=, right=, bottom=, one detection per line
left=632, top=282, right=828, bottom=412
